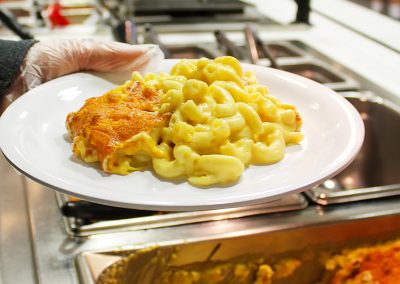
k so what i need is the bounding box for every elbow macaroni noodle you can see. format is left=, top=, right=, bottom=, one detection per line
left=70, top=56, right=303, bottom=186
left=130, top=56, right=303, bottom=186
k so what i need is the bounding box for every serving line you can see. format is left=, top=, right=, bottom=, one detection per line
left=22, top=175, right=400, bottom=284
left=16, top=86, right=398, bottom=284
left=1, top=3, right=400, bottom=283
left=77, top=200, right=400, bottom=283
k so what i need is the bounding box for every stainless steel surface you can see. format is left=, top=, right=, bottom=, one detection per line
left=244, top=24, right=259, bottom=64
left=25, top=178, right=80, bottom=284
left=214, top=30, right=246, bottom=60
left=143, top=24, right=172, bottom=58
left=168, top=45, right=217, bottom=59
left=95, top=0, right=138, bottom=44
left=134, top=0, right=246, bottom=14
left=252, top=28, right=280, bottom=69
left=267, top=43, right=303, bottom=58
left=132, top=5, right=278, bottom=26
left=281, top=63, right=344, bottom=83
left=238, top=41, right=305, bottom=59
left=306, top=91, right=400, bottom=204
left=76, top=199, right=400, bottom=284
left=18, top=164, right=400, bottom=284
left=250, top=42, right=359, bottom=91
left=243, top=24, right=281, bottom=68
left=56, top=193, right=307, bottom=237
left=237, top=41, right=306, bottom=67
left=135, top=22, right=310, bottom=34
left=289, top=40, right=398, bottom=104
left=279, top=62, right=359, bottom=91
left=271, top=41, right=359, bottom=90
left=151, top=36, right=360, bottom=92
left=0, top=154, right=36, bottom=284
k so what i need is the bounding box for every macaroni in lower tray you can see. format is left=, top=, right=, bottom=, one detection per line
left=66, top=56, right=303, bottom=186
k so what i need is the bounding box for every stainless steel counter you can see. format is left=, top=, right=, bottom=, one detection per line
left=4, top=172, right=400, bottom=284
left=0, top=155, right=36, bottom=284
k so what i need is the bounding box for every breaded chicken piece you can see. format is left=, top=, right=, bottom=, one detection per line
left=66, top=80, right=168, bottom=173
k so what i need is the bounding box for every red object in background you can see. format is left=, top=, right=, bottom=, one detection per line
left=46, top=1, right=70, bottom=27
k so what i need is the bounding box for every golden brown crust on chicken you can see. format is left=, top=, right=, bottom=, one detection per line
left=66, top=80, right=167, bottom=166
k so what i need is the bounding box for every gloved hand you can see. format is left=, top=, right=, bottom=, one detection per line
left=1, top=39, right=163, bottom=112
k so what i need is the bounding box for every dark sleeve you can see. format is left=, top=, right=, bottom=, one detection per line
left=0, top=39, right=37, bottom=98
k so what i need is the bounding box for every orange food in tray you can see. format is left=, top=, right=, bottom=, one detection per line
left=326, top=239, right=400, bottom=284
left=66, top=80, right=168, bottom=173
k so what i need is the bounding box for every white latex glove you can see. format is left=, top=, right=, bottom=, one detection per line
left=1, top=39, right=163, bottom=112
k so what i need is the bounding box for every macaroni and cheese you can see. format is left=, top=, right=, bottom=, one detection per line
left=66, top=56, right=303, bottom=186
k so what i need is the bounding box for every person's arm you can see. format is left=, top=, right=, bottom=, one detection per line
left=0, top=39, right=37, bottom=98
left=0, top=39, right=163, bottom=113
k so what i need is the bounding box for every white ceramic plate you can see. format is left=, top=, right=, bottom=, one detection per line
left=0, top=60, right=364, bottom=211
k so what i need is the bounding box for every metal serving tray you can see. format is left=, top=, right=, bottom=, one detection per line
left=76, top=202, right=400, bottom=284
left=281, top=62, right=343, bottom=82
left=267, top=43, right=303, bottom=58
left=278, top=61, right=359, bottom=91
left=145, top=36, right=359, bottom=92
left=56, top=193, right=308, bottom=237
left=240, top=41, right=306, bottom=60
left=236, top=40, right=359, bottom=91
left=306, top=91, right=400, bottom=205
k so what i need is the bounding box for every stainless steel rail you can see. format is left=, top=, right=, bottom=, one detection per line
left=306, top=91, right=400, bottom=204
left=56, top=193, right=307, bottom=237
left=78, top=202, right=400, bottom=283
